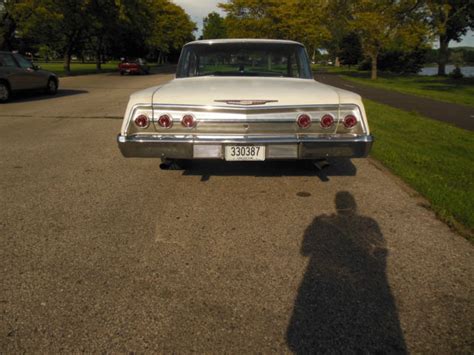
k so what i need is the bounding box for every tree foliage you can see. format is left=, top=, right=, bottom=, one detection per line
left=202, top=11, right=227, bottom=39
left=349, top=0, right=430, bottom=79
left=218, top=0, right=329, bottom=54
left=0, top=0, right=195, bottom=71
left=339, top=32, right=363, bottom=67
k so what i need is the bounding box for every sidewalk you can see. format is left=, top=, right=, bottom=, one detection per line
left=315, top=73, right=474, bottom=131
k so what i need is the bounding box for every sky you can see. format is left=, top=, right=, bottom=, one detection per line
left=172, top=0, right=474, bottom=47
left=172, top=0, right=224, bottom=36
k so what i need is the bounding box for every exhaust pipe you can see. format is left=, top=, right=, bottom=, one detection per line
left=159, top=159, right=185, bottom=170
left=313, top=159, right=330, bottom=171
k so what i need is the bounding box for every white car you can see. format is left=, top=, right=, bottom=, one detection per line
left=118, top=39, right=373, bottom=166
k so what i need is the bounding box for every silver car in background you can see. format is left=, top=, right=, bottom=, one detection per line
left=0, top=51, right=59, bottom=102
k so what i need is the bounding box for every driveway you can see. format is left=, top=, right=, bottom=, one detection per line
left=1, top=71, right=473, bottom=353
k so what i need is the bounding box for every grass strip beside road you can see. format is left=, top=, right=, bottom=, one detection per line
left=365, top=99, right=474, bottom=238
left=37, top=62, right=120, bottom=77
left=347, top=74, right=474, bottom=107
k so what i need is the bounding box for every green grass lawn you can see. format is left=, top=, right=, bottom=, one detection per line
left=312, top=65, right=474, bottom=107
left=365, top=99, right=474, bottom=239
left=37, top=61, right=120, bottom=76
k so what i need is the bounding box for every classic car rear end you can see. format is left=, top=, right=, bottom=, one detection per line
left=118, top=39, right=373, bottom=162
left=118, top=58, right=150, bottom=75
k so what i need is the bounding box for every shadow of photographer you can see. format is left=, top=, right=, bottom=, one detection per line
left=286, top=191, right=406, bottom=353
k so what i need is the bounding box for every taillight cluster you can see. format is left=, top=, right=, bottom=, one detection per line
left=296, top=113, right=358, bottom=129
left=134, top=113, right=197, bottom=129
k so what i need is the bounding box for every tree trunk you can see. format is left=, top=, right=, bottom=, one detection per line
left=370, top=53, right=378, bottom=80
left=96, top=37, right=102, bottom=71
left=437, top=34, right=449, bottom=76
left=63, top=53, right=72, bottom=75
left=335, top=56, right=340, bottom=67
left=96, top=52, right=102, bottom=71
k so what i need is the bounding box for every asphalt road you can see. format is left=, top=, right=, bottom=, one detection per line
left=1, top=70, right=473, bottom=353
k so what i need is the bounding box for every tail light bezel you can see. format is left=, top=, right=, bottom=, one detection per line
left=134, top=114, right=150, bottom=129
left=297, top=113, right=312, bottom=129
left=343, top=114, right=358, bottom=129
left=181, top=114, right=196, bottom=128
left=157, top=114, right=173, bottom=129
left=320, top=114, right=335, bottom=129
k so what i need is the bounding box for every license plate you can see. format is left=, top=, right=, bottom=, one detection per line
left=225, top=145, right=265, bottom=161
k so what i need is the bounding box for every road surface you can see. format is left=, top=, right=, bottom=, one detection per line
left=1, top=70, right=473, bottom=353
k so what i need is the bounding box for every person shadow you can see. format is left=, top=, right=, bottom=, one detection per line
left=286, top=191, right=407, bottom=353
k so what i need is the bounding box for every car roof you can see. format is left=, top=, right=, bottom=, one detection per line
left=184, top=39, right=304, bottom=46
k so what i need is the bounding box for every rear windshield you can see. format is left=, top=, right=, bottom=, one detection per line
left=176, top=42, right=312, bottom=79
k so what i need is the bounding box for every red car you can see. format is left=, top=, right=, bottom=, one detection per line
left=118, top=58, right=150, bottom=75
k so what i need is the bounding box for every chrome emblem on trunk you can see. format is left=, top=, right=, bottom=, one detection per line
left=214, top=99, right=278, bottom=106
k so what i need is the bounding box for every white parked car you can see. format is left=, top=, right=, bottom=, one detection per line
left=118, top=39, right=372, bottom=166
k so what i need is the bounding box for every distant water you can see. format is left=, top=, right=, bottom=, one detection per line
left=420, top=65, right=474, bottom=77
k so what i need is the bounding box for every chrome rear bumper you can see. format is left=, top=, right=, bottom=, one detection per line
left=117, top=134, right=373, bottom=159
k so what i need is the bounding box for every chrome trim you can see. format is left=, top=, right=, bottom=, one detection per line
left=214, top=99, right=279, bottom=105
left=119, top=134, right=372, bottom=144
left=132, top=103, right=343, bottom=113
left=117, top=134, right=374, bottom=159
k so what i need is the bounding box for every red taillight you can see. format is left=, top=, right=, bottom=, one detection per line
left=320, top=114, right=335, bottom=129
left=181, top=114, right=196, bottom=128
left=134, top=114, right=149, bottom=128
left=343, top=114, right=358, bottom=128
left=158, top=114, right=173, bottom=128
left=297, top=114, right=312, bottom=129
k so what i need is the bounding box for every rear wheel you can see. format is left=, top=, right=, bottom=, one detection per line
left=45, top=78, right=58, bottom=95
left=120, top=70, right=125, bottom=76
left=0, top=82, right=10, bottom=103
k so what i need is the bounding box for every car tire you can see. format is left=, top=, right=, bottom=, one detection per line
left=0, top=82, right=10, bottom=103
left=45, top=78, right=58, bottom=95
left=120, top=71, right=125, bottom=76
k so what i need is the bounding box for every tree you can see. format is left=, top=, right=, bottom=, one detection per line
left=0, top=0, right=17, bottom=51
left=11, top=0, right=92, bottom=73
left=88, top=0, right=121, bottom=71
left=339, top=32, right=363, bottom=67
left=323, top=0, right=352, bottom=66
left=273, top=0, right=330, bottom=57
left=145, top=0, right=196, bottom=63
left=218, top=0, right=280, bottom=38
left=350, top=0, right=430, bottom=80
left=218, top=0, right=329, bottom=54
left=202, top=11, right=227, bottom=39
left=426, top=0, right=474, bottom=76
